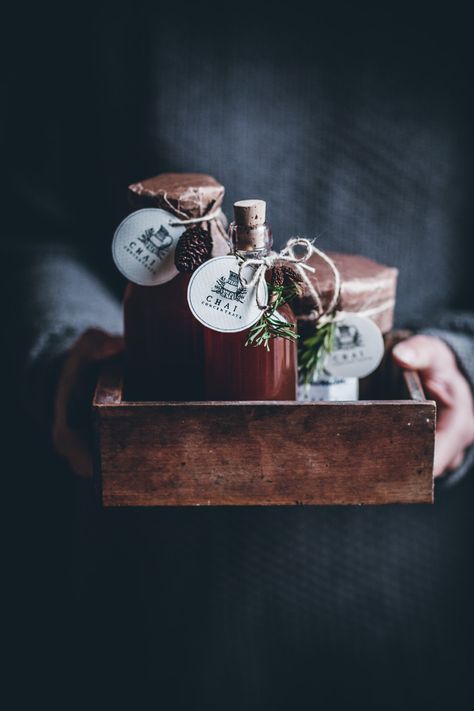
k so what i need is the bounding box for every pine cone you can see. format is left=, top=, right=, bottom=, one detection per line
left=271, top=264, right=305, bottom=295
left=174, top=225, right=213, bottom=273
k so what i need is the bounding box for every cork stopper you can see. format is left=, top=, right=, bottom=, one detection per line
left=233, top=200, right=266, bottom=227
left=230, top=199, right=271, bottom=252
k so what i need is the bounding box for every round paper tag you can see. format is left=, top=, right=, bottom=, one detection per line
left=112, top=208, right=185, bottom=286
left=324, top=313, right=384, bottom=379
left=187, top=255, right=268, bottom=333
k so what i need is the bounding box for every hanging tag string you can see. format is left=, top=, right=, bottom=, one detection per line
left=308, top=243, right=341, bottom=317
left=238, top=238, right=316, bottom=310
left=157, top=190, right=224, bottom=227
left=238, top=237, right=341, bottom=316
left=282, top=239, right=341, bottom=316
left=170, top=208, right=223, bottom=227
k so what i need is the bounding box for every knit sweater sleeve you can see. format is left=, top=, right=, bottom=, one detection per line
left=422, top=310, right=474, bottom=488
left=1, top=242, right=122, bottom=428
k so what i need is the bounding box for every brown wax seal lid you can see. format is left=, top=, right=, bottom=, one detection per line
left=128, top=173, right=225, bottom=219
left=128, top=173, right=229, bottom=258
left=293, top=252, right=398, bottom=334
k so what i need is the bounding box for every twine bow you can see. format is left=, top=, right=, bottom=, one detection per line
left=238, top=237, right=341, bottom=316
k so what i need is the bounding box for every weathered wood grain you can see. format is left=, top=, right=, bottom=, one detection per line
left=93, top=362, right=435, bottom=506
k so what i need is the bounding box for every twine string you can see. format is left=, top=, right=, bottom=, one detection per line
left=310, top=244, right=341, bottom=315
left=158, top=191, right=224, bottom=226
left=303, top=272, right=395, bottom=324
left=171, top=208, right=223, bottom=226
left=238, top=237, right=342, bottom=316
left=162, top=192, right=188, bottom=219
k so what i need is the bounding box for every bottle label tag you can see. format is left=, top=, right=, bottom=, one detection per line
left=324, top=313, right=384, bottom=378
left=112, top=208, right=185, bottom=286
left=187, top=255, right=268, bottom=333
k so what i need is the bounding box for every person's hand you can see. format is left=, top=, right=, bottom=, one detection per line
left=392, top=335, right=474, bottom=478
left=52, top=328, right=124, bottom=477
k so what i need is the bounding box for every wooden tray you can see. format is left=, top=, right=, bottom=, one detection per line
left=93, top=336, right=436, bottom=507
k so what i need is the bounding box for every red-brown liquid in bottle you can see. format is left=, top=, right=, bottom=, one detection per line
left=124, top=274, right=205, bottom=400
left=202, top=200, right=297, bottom=400
left=203, top=301, right=297, bottom=400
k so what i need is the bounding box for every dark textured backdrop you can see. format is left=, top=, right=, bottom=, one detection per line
left=4, top=4, right=474, bottom=326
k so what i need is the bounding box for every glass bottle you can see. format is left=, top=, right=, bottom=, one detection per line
left=124, top=274, right=206, bottom=400
left=123, top=173, right=226, bottom=400
left=203, top=200, right=297, bottom=400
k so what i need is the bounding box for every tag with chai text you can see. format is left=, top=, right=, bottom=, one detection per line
left=324, top=313, right=384, bottom=379
left=187, top=255, right=268, bottom=333
left=112, top=208, right=185, bottom=286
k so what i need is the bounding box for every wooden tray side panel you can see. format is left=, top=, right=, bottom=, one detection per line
left=96, top=401, right=435, bottom=507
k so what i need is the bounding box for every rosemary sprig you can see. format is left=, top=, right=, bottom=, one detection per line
left=298, top=320, right=336, bottom=385
left=245, top=283, right=298, bottom=352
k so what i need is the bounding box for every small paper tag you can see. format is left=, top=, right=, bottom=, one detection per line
left=324, top=313, right=384, bottom=379
left=187, top=255, right=268, bottom=333
left=112, top=208, right=185, bottom=286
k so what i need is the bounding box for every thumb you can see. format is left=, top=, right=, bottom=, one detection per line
left=392, top=335, right=453, bottom=375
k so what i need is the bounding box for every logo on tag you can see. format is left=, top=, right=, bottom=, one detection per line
left=324, top=313, right=384, bottom=379
left=112, top=208, right=185, bottom=286
left=187, top=255, right=268, bottom=333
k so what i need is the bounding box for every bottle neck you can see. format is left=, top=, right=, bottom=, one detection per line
left=229, top=221, right=272, bottom=259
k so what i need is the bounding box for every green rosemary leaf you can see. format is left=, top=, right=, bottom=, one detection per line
left=245, top=280, right=299, bottom=351
left=298, top=320, right=336, bottom=385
